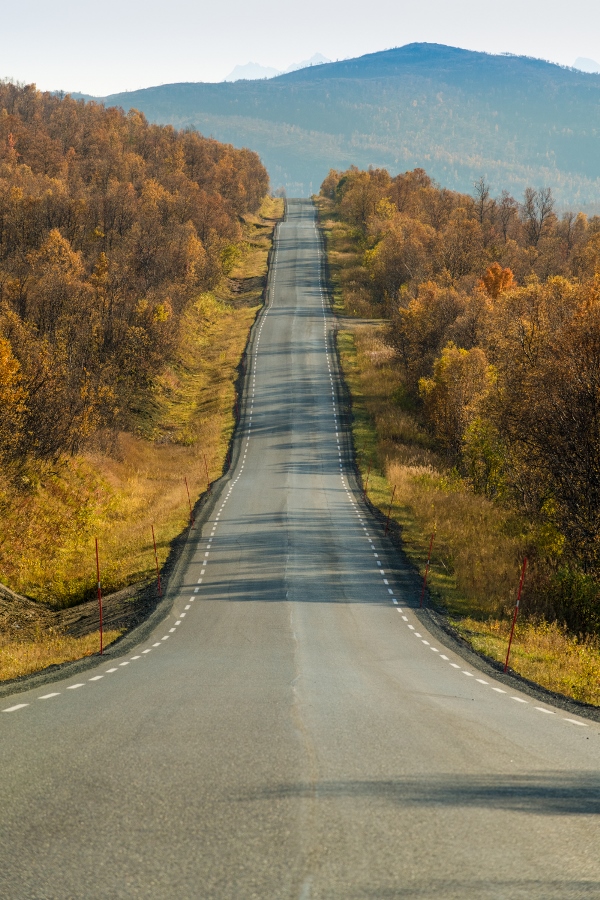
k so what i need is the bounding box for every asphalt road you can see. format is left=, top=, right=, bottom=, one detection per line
left=1, top=199, right=599, bottom=900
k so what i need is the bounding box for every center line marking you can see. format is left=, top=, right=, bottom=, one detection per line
left=39, top=693, right=60, bottom=699
left=67, top=683, right=85, bottom=689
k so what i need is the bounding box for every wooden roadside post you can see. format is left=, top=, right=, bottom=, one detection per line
left=151, top=525, right=162, bottom=596
left=504, top=558, right=528, bottom=673
left=363, top=461, right=372, bottom=503
left=384, top=485, right=397, bottom=535
left=185, top=477, right=195, bottom=527
left=419, top=531, right=436, bottom=608
left=95, top=538, right=103, bottom=655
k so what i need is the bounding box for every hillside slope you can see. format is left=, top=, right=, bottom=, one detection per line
left=90, top=43, right=600, bottom=206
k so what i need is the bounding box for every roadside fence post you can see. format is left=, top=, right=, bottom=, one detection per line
left=203, top=452, right=211, bottom=493
left=185, top=477, right=195, bottom=527
left=384, top=485, right=397, bottom=535
left=504, top=558, right=528, bottom=673
left=419, top=530, right=436, bottom=608
left=363, top=461, right=371, bottom=503
left=95, top=538, right=103, bottom=655
left=151, top=525, right=162, bottom=596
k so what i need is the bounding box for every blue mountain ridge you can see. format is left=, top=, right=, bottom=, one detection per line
left=76, top=43, right=600, bottom=206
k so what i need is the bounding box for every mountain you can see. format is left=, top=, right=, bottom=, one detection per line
left=283, top=53, right=331, bottom=74
left=86, top=43, right=600, bottom=206
left=224, top=63, right=280, bottom=82
left=574, top=57, right=600, bottom=74
left=224, top=54, right=331, bottom=82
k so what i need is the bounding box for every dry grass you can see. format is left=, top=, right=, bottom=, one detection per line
left=460, top=618, right=600, bottom=706
left=0, top=629, right=122, bottom=681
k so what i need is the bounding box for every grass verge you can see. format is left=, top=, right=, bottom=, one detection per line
left=326, top=210, right=600, bottom=707
left=314, top=197, right=381, bottom=318
left=0, top=629, right=122, bottom=682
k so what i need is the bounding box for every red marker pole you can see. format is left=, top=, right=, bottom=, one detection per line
left=185, top=477, right=195, bottom=526
left=95, top=538, right=103, bottom=655
left=384, top=485, right=397, bottom=535
left=363, top=462, right=371, bottom=502
left=504, top=557, right=528, bottom=673
left=151, top=525, right=162, bottom=596
left=419, top=531, right=436, bottom=608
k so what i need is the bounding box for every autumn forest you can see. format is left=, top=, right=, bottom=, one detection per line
left=321, top=165, right=600, bottom=637
left=0, top=83, right=268, bottom=468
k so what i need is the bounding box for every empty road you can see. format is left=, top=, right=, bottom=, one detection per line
left=1, top=199, right=599, bottom=899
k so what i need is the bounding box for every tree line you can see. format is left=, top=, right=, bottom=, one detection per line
left=0, top=82, right=268, bottom=467
left=322, top=166, right=600, bottom=633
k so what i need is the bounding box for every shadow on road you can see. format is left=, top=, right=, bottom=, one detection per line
left=239, top=770, right=600, bottom=816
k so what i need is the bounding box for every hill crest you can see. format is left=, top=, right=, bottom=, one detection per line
left=82, top=43, right=600, bottom=206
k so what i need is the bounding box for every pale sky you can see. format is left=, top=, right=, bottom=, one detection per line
left=2, top=0, right=600, bottom=96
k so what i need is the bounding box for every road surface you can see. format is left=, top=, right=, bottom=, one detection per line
left=1, top=199, right=599, bottom=899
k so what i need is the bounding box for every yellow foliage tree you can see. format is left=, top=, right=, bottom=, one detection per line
left=419, top=342, right=494, bottom=458
left=477, top=262, right=516, bottom=299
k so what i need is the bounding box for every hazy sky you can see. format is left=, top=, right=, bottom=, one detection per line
left=2, top=0, right=600, bottom=96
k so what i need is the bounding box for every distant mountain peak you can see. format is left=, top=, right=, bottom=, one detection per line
left=224, top=62, right=281, bottom=82
left=224, top=53, right=330, bottom=82
left=574, top=56, right=600, bottom=74
left=284, top=53, right=330, bottom=74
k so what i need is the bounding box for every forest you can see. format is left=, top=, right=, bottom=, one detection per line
left=0, top=83, right=268, bottom=470
left=321, top=165, right=600, bottom=638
